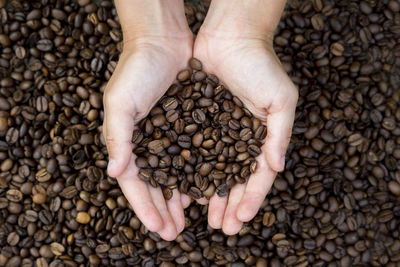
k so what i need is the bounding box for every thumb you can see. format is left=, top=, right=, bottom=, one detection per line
left=264, top=98, right=297, bottom=172
left=103, top=92, right=135, bottom=178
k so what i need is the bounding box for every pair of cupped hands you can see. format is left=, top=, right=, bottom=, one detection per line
left=103, top=14, right=298, bottom=241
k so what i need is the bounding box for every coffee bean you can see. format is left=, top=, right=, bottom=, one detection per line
left=76, top=211, right=91, bottom=224
left=162, top=188, right=173, bottom=200
left=32, top=193, right=46, bottom=204
left=0, top=34, right=11, bottom=46
left=199, top=162, right=212, bottom=176
left=177, top=69, right=191, bottom=82
left=37, top=39, right=53, bottom=51
left=189, top=58, right=202, bottom=70
left=263, top=212, right=276, bottom=227
left=216, top=184, right=228, bottom=197
left=166, top=109, right=179, bottom=122
left=189, top=187, right=202, bottom=199
left=177, top=135, right=191, bottom=149
left=388, top=181, right=400, bottom=196
left=148, top=140, right=164, bottom=154
left=162, top=97, right=178, bottom=111
left=240, top=128, right=253, bottom=141
left=198, top=97, right=213, bottom=107
left=255, top=126, right=267, bottom=140
left=248, top=145, right=261, bottom=157
left=50, top=242, right=65, bottom=256
left=192, top=109, right=206, bottom=124
left=194, top=71, right=206, bottom=82
left=7, top=232, right=20, bottom=246
left=151, top=114, right=166, bottom=127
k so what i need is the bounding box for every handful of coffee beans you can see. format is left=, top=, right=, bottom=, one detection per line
left=132, top=58, right=267, bottom=200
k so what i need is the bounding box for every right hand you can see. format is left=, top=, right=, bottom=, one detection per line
left=103, top=35, right=193, bottom=240
left=193, top=15, right=298, bottom=234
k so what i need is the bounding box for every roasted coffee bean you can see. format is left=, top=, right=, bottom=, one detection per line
left=177, top=69, right=191, bottom=82
left=166, top=109, right=179, bottom=122
left=177, top=135, right=191, bottom=149
left=189, top=58, right=202, bottom=70
left=162, top=97, right=178, bottom=111
left=154, top=170, right=167, bottom=185
left=139, top=169, right=152, bottom=182
left=151, top=114, right=166, bottom=127
left=240, top=128, right=253, bottom=141
left=192, top=109, right=206, bottom=124
left=216, top=184, right=228, bottom=197
left=192, top=133, right=204, bottom=147
left=148, top=140, right=164, bottom=154
left=188, top=187, right=202, bottom=199
left=248, top=145, right=261, bottom=156
left=255, top=126, right=267, bottom=140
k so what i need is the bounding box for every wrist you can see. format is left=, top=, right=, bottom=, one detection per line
left=200, top=0, right=286, bottom=44
left=115, top=0, right=192, bottom=42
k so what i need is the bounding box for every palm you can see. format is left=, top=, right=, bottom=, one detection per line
left=103, top=39, right=193, bottom=240
left=194, top=33, right=298, bottom=234
left=107, top=44, right=189, bottom=120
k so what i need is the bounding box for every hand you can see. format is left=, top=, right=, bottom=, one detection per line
left=193, top=27, right=298, bottom=234
left=103, top=35, right=193, bottom=240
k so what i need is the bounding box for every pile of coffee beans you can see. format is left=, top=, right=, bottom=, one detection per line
left=0, top=0, right=399, bottom=266
left=133, top=58, right=266, bottom=200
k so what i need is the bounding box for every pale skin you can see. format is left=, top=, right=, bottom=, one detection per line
left=103, top=0, right=298, bottom=240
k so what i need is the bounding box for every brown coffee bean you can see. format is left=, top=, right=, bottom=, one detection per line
left=177, top=135, right=191, bottom=149
left=0, top=116, right=7, bottom=131
left=32, top=193, right=46, bottom=204
left=76, top=212, right=91, bottom=224
left=199, top=162, right=212, bottom=176
left=189, top=187, right=202, bottom=199
left=240, top=128, right=253, bottom=141
left=151, top=114, right=166, bottom=127
left=154, top=170, right=168, bottom=185
left=192, top=109, right=206, bottom=124
left=139, top=169, right=152, bottom=181
left=248, top=145, right=261, bottom=157
left=192, top=132, right=204, bottom=147
left=148, top=140, right=164, bottom=154
left=263, top=212, right=276, bottom=227
left=189, top=58, right=202, bottom=70
left=216, top=184, right=228, bottom=197
left=194, top=71, right=206, bottom=82
left=162, top=188, right=173, bottom=200
left=162, top=97, right=178, bottom=111
left=388, top=181, right=400, bottom=196
left=166, top=109, right=179, bottom=122
left=177, top=69, right=191, bottom=82
left=255, top=126, right=267, bottom=140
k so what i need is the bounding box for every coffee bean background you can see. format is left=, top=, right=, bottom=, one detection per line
left=0, top=0, right=399, bottom=266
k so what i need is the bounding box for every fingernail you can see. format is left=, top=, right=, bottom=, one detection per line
left=280, top=156, right=286, bottom=169
left=107, top=159, right=116, bottom=175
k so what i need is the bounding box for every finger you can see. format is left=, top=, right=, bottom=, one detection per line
left=148, top=186, right=178, bottom=241
left=103, top=90, right=135, bottom=178
left=166, top=189, right=185, bottom=233
left=117, top=156, right=163, bottom=232
left=196, top=197, right=209, bottom=205
left=222, top=183, right=246, bottom=235
left=208, top=194, right=228, bottom=229
left=264, top=99, right=297, bottom=172
left=181, top=194, right=191, bottom=209
left=237, top=151, right=276, bottom=222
